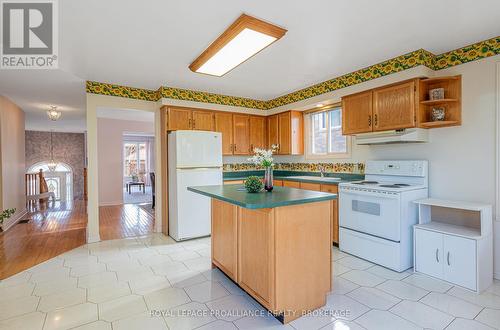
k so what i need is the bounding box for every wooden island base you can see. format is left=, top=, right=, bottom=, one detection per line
left=211, top=198, right=332, bottom=323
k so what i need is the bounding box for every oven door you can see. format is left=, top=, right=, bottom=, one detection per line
left=339, top=186, right=401, bottom=241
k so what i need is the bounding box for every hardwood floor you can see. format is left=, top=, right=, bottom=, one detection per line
left=0, top=200, right=87, bottom=280
left=99, top=203, right=155, bottom=241
left=0, top=201, right=155, bottom=280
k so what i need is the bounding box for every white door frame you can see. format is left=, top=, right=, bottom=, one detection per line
left=86, top=94, right=162, bottom=243
left=495, top=61, right=500, bottom=278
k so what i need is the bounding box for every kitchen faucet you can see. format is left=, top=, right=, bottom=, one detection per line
left=318, top=165, right=325, bottom=177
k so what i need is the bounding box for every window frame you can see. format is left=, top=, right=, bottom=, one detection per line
left=305, top=105, right=351, bottom=160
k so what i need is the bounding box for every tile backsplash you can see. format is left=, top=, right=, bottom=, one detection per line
left=223, top=162, right=365, bottom=174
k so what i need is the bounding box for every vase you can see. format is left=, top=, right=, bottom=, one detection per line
left=264, top=167, right=274, bottom=192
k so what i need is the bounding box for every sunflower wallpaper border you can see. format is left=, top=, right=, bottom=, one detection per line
left=86, top=36, right=500, bottom=110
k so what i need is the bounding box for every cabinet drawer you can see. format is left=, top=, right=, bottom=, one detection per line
left=300, top=182, right=321, bottom=191
left=320, top=184, right=338, bottom=194
left=224, top=180, right=244, bottom=185
left=282, top=180, right=300, bottom=188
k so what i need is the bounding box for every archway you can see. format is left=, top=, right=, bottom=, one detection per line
left=27, top=162, right=73, bottom=202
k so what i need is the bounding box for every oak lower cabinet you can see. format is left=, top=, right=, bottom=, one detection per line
left=210, top=198, right=332, bottom=323
left=291, top=181, right=339, bottom=245
left=211, top=199, right=238, bottom=281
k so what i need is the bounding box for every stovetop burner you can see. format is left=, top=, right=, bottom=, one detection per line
left=379, top=184, right=404, bottom=188
left=352, top=181, right=379, bottom=185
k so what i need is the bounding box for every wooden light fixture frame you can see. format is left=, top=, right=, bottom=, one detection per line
left=189, top=14, right=287, bottom=76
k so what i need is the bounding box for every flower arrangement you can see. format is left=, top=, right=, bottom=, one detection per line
left=0, top=208, right=16, bottom=231
left=248, top=146, right=278, bottom=192
left=244, top=176, right=264, bottom=193
left=247, top=145, right=277, bottom=168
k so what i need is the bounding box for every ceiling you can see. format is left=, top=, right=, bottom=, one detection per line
left=1, top=0, right=499, bottom=132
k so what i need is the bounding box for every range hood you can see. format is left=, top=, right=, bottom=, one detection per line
left=355, top=128, right=429, bottom=145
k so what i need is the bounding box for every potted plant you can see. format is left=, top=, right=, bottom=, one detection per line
left=248, top=146, right=277, bottom=192
left=0, top=208, right=16, bottom=232
left=244, top=176, right=264, bottom=193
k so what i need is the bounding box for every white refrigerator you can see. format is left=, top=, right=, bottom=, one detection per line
left=168, top=130, right=223, bottom=241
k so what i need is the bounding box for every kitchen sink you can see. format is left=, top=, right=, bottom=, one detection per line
left=287, top=176, right=341, bottom=182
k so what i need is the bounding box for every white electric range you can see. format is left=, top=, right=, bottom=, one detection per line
left=339, top=160, right=428, bottom=272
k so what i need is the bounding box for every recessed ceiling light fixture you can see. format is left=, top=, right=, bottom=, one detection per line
left=316, top=103, right=324, bottom=108
left=189, top=14, right=287, bottom=77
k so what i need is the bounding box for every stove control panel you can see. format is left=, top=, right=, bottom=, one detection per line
left=365, top=160, right=427, bottom=177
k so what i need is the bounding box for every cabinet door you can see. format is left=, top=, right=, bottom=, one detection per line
left=342, top=91, right=373, bottom=135
left=167, top=107, right=192, bottom=130
left=321, top=184, right=339, bottom=244
left=211, top=199, right=238, bottom=281
left=278, top=112, right=291, bottom=154
left=267, top=115, right=279, bottom=149
left=415, top=229, right=443, bottom=279
left=192, top=110, right=214, bottom=131
left=238, top=208, right=274, bottom=308
left=214, top=112, right=233, bottom=155
left=443, top=235, right=476, bottom=290
left=299, top=182, right=321, bottom=191
left=373, top=81, right=416, bottom=131
left=233, top=114, right=250, bottom=155
left=249, top=116, right=266, bottom=152
left=282, top=180, right=300, bottom=188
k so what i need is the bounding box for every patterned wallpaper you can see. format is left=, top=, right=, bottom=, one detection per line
left=25, top=131, right=86, bottom=200
left=224, top=162, right=365, bottom=174
left=86, top=36, right=500, bottom=110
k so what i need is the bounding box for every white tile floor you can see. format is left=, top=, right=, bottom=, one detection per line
left=0, top=234, right=499, bottom=330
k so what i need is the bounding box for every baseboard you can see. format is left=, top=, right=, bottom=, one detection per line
left=99, top=201, right=123, bottom=207
left=1, top=209, right=28, bottom=232
left=86, top=227, right=101, bottom=243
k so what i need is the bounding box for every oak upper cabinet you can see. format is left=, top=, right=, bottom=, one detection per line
left=267, top=115, right=279, bottom=149
left=192, top=110, right=215, bottom=131
left=214, top=112, right=234, bottom=155
left=249, top=116, right=266, bottom=151
left=233, top=114, right=251, bottom=155
left=373, top=80, right=416, bottom=131
left=165, top=106, right=214, bottom=131
left=342, top=90, right=373, bottom=135
left=268, top=111, right=303, bottom=155
left=166, top=107, right=192, bottom=131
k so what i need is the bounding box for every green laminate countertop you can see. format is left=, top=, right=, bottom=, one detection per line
left=223, top=170, right=363, bottom=185
left=188, top=185, right=337, bottom=209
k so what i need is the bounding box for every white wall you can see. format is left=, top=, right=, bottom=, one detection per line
left=0, top=96, right=27, bottom=230
left=97, top=117, right=154, bottom=206
left=225, top=57, right=500, bottom=276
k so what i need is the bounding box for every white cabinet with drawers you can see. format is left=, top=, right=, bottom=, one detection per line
left=413, top=199, right=492, bottom=293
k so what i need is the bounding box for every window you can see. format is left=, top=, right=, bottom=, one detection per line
left=124, top=142, right=147, bottom=178
left=307, top=107, right=349, bottom=158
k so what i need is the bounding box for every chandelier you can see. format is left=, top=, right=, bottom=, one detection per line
left=47, top=106, right=62, bottom=121
left=47, top=130, right=58, bottom=172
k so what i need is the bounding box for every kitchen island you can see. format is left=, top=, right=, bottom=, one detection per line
left=188, top=184, right=337, bottom=323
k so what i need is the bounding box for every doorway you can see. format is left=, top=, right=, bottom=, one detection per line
left=123, top=134, right=155, bottom=205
